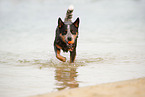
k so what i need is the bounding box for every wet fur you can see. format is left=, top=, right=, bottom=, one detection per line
left=54, top=10, right=80, bottom=63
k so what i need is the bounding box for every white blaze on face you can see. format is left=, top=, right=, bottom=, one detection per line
left=66, top=25, right=73, bottom=42
left=67, top=25, right=70, bottom=33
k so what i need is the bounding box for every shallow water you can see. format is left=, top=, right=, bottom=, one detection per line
left=0, top=0, right=145, bottom=97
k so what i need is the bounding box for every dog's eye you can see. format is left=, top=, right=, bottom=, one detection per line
left=63, top=31, right=67, bottom=35
left=71, top=30, right=76, bottom=34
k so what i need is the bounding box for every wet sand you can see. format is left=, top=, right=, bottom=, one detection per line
left=30, top=78, right=145, bottom=97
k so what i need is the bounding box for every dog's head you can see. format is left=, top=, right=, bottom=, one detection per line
left=57, top=17, right=79, bottom=46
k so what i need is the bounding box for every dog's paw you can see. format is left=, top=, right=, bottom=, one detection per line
left=62, top=57, right=66, bottom=62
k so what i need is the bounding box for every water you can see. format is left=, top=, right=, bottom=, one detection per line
left=0, top=0, right=145, bottom=97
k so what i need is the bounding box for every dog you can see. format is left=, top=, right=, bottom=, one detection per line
left=54, top=5, right=80, bottom=63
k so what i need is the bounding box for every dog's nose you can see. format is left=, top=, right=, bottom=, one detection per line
left=67, top=37, right=72, bottom=41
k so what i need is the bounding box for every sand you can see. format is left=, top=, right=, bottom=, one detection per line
left=30, top=78, right=145, bottom=97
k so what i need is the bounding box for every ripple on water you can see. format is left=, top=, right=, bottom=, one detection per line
left=17, top=58, right=87, bottom=68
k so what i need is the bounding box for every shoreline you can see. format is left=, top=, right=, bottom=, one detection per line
left=29, top=78, right=145, bottom=97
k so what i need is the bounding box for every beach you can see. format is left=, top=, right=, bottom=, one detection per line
left=30, top=78, right=145, bottom=97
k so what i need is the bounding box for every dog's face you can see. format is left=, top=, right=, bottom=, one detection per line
left=58, top=17, right=79, bottom=45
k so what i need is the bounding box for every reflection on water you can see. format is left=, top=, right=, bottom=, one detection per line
left=55, top=66, right=79, bottom=90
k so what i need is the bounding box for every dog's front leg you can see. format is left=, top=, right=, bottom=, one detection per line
left=54, top=46, right=66, bottom=62
left=70, top=49, right=76, bottom=63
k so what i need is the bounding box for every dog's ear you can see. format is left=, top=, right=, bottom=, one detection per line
left=58, top=17, right=64, bottom=28
left=73, top=17, right=80, bottom=28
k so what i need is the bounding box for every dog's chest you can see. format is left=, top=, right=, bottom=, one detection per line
left=56, top=39, right=69, bottom=52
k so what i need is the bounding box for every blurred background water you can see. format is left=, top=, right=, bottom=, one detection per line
left=0, top=0, right=145, bottom=97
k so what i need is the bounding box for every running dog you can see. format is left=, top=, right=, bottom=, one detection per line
left=54, top=5, right=80, bottom=63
